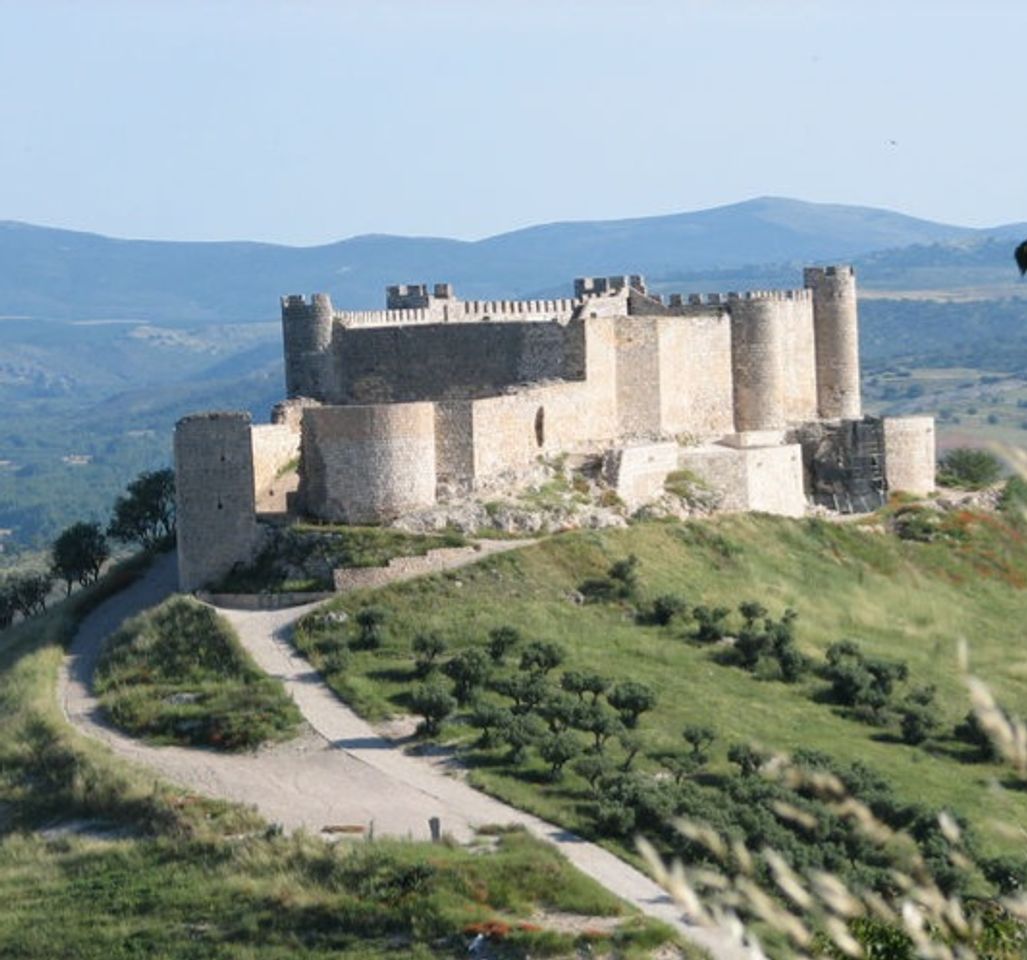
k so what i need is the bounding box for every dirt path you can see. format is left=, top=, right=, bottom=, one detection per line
left=57, top=553, right=745, bottom=960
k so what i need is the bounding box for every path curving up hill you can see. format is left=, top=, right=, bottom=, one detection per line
left=57, top=552, right=748, bottom=960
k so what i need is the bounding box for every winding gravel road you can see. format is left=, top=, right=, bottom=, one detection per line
left=57, top=552, right=746, bottom=959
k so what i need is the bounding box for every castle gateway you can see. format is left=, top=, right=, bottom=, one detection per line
left=174, top=267, right=934, bottom=591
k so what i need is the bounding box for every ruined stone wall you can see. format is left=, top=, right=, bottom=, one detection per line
left=174, top=412, right=261, bottom=592
left=603, top=441, right=680, bottom=510
left=883, top=416, right=936, bottom=495
left=805, top=266, right=861, bottom=419
left=657, top=310, right=735, bottom=437
left=251, top=423, right=300, bottom=502
left=321, top=319, right=587, bottom=404
left=299, top=403, right=437, bottom=522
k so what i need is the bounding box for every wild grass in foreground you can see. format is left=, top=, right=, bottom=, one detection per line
left=0, top=828, right=680, bottom=960
left=95, top=595, right=303, bottom=750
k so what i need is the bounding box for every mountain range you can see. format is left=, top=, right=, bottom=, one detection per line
left=4, top=196, right=1026, bottom=324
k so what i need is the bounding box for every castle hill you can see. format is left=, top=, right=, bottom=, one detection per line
left=175, top=265, right=935, bottom=592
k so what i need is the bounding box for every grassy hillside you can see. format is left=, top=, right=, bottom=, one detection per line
left=297, top=509, right=1027, bottom=869
left=0, top=554, right=677, bottom=958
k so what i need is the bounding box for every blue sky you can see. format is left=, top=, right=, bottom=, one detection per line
left=1, top=0, right=1023, bottom=244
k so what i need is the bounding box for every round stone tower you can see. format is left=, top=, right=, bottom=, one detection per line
left=730, top=294, right=786, bottom=431
left=174, top=411, right=260, bottom=592
left=804, top=266, right=861, bottom=420
left=281, top=293, right=334, bottom=399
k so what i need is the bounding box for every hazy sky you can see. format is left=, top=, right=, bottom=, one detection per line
left=1, top=0, right=1023, bottom=245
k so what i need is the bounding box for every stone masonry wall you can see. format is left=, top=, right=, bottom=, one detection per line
left=778, top=296, right=819, bottom=422
left=299, top=404, right=437, bottom=522
left=883, top=416, right=936, bottom=495
left=320, top=320, right=586, bottom=405
left=615, top=318, right=663, bottom=437
left=174, top=412, right=261, bottom=592
left=657, top=310, right=734, bottom=437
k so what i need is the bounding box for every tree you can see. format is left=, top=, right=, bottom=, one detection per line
left=574, top=702, right=622, bottom=753
left=499, top=712, right=544, bottom=764
left=643, top=593, right=688, bottom=626
left=486, top=625, right=521, bottom=663
left=492, top=672, right=550, bottom=713
left=443, top=647, right=490, bottom=704
left=561, top=670, right=609, bottom=703
left=936, top=448, right=1003, bottom=490
left=107, top=468, right=176, bottom=548
left=0, top=580, right=17, bottom=629
left=683, top=725, right=716, bottom=762
left=469, top=700, right=511, bottom=748
left=607, top=681, right=657, bottom=728
left=540, top=731, right=581, bottom=780
left=727, top=742, right=769, bottom=777
left=51, top=521, right=109, bottom=595
left=519, top=640, right=565, bottom=676
left=409, top=682, right=455, bottom=736
left=412, top=631, right=447, bottom=677
left=354, top=606, right=388, bottom=649
left=9, top=571, right=53, bottom=617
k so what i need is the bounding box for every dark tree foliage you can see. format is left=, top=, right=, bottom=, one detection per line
left=823, top=640, right=909, bottom=722
left=491, top=672, right=550, bottom=714
left=691, top=605, right=730, bottom=643
left=354, top=606, right=388, bottom=649
left=560, top=670, right=609, bottom=703
left=51, top=521, right=109, bottom=595
left=606, top=680, right=657, bottom=728
left=486, top=625, right=521, bottom=663
left=936, top=448, right=1003, bottom=490
left=7, top=571, right=53, bottom=617
left=539, top=731, right=581, bottom=780
left=411, top=631, right=447, bottom=677
left=573, top=701, right=622, bottom=753
left=953, top=709, right=1003, bottom=762
left=468, top=700, right=511, bottom=748
left=518, top=640, right=565, bottom=676
left=443, top=647, right=490, bottom=704
left=409, top=681, right=455, bottom=736
left=499, top=712, right=544, bottom=763
left=107, top=468, right=176, bottom=548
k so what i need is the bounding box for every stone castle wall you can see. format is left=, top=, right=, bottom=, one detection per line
left=883, top=417, right=936, bottom=495
left=316, top=319, right=587, bottom=405
left=174, top=412, right=262, bottom=592
left=300, top=403, right=437, bottom=522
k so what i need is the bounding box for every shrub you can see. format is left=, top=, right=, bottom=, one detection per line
left=690, top=605, right=730, bottom=643
left=606, top=681, right=657, bottom=728
left=937, top=448, right=1003, bottom=489
left=824, top=640, right=908, bottom=722
left=412, top=631, right=447, bottom=677
left=443, top=647, right=490, bottom=704
left=519, top=640, right=565, bottom=676
left=409, top=682, right=455, bottom=736
left=354, top=606, right=388, bottom=649
left=486, top=625, right=521, bottom=663
left=560, top=670, right=609, bottom=703
left=539, top=731, right=581, bottom=780
left=638, top=593, right=688, bottom=626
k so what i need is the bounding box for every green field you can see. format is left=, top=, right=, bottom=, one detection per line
left=297, top=509, right=1027, bottom=864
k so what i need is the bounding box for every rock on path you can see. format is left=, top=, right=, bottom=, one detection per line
left=57, top=552, right=747, bottom=960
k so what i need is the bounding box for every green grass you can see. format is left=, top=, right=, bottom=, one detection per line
left=0, top=552, right=681, bottom=958
left=95, top=596, right=303, bottom=750
left=0, top=829, right=678, bottom=960
left=297, top=512, right=1027, bottom=856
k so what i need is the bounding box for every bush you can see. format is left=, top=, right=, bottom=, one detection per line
left=937, top=448, right=1003, bottom=489
left=409, top=682, right=455, bottom=736
left=354, top=606, right=388, bottom=649
left=638, top=593, right=688, bottom=626
left=443, top=647, right=490, bottom=704
left=486, top=625, right=521, bottom=663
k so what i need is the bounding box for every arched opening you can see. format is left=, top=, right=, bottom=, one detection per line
left=534, top=407, right=545, bottom=448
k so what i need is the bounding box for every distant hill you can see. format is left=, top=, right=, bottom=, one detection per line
left=4, top=197, right=1024, bottom=323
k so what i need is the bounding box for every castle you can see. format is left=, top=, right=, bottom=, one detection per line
left=174, top=266, right=935, bottom=591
